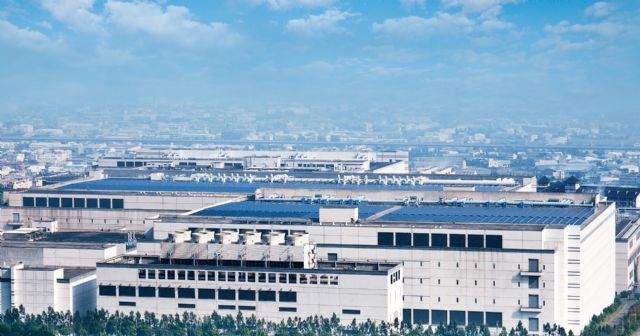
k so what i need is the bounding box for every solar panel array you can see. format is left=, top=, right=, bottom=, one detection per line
left=191, top=201, right=392, bottom=220
left=378, top=205, right=594, bottom=225
left=58, top=178, right=506, bottom=193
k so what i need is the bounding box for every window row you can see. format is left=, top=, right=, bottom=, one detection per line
left=116, top=161, right=147, bottom=168
left=390, top=270, right=401, bottom=285
left=378, top=232, right=502, bottom=249
left=138, top=269, right=339, bottom=285
left=23, top=197, right=124, bottom=209
left=402, top=309, right=503, bottom=327
left=100, top=285, right=297, bottom=302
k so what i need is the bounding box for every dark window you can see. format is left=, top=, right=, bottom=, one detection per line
left=158, top=287, right=175, bottom=298
left=218, top=305, right=235, bottom=310
left=23, top=197, right=35, bottom=207
left=239, top=306, right=256, bottom=311
left=119, top=301, right=136, bottom=307
left=219, top=289, right=236, bottom=300
left=279, top=273, right=287, bottom=283
left=73, top=198, right=85, bottom=208
left=486, top=235, right=502, bottom=249
left=138, top=286, right=155, bottom=297
left=378, top=232, right=394, bottom=246
left=167, top=270, right=175, bottom=280
left=148, top=270, right=155, bottom=279
left=117, top=161, right=125, bottom=167
left=99, top=285, right=116, bottom=296
left=239, top=290, right=256, bottom=301
left=36, top=197, right=47, bottom=207
left=395, top=233, right=412, bottom=246
left=126, top=161, right=134, bottom=167
left=279, top=307, right=297, bottom=312
left=529, top=318, right=539, bottom=332
left=450, top=311, right=466, bottom=326
left=529, top=277, right=539, bottom=289
left=449, top=234, right=466, bottom=248
left=178, top=303, right=195, bottom=309
left=279, top=291, right=297, bottom=302
left=414, top=309, right=429, bottom=324
left=158, top=270, right=166, bottom=280
left=119, top=286, right=136, bottom=297
left=528, top=259, right=539, bottom=272
left=288, top=274, right=296, bottom=283
left=432, top=234, right=447, bottom=247
left=528, top=294, right=539, bottom=308
left=134, top=161, right=144, bottom=167
left=328, top=253, right=338, bottom=261
left=48, top=198, right=60, bottom=208
left=61, top=198, right=73, bottom=208
left=432, top=310, right=447, bottom=325
left=187, top=271, right=195, bottom=281
left=467, top=235, right=484, bottom=248
left=178, top=271, right=186, bottom=280
left=178, top=288, right=195, bottom=299
left=197, top=271, right=206, bottom=281
left=468, top=311, right=484, bottom=325
left=248, top=273, right=256, bottom=282
left=486, top=312, right=503, bottom=327
left=198, top=289, right=215, bottom=300
left=259, top=290, right=276, bottom=302
left=258, top=273, right=266, bottom=283
left=413, top=233, right=429, bottom=247
left=403, top=309, right=412, bottom=324
left=99, top=198, right=111, bottom=209
left=268, top=273, right=276, bottom=283
left=112, top=199, right=124, bottom=209
left=138, top=269, right=146, bottom=279
left=342, top=309, right=360, bottom=315
left=86, top=198, right=98, bottom=208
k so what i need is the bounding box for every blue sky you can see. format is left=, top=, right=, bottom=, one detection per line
left=0, top=0, right=638, bottom=121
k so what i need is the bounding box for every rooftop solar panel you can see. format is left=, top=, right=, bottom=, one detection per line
left=57, top=178, right=507, bottom=193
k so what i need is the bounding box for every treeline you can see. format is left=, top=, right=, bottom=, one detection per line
left=0, top=306, right=529, bottom=336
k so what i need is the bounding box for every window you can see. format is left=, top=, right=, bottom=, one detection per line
left=23, top=197, right=35, bottom=207
left=395, top=233, right=412, bottom=246
left=432, top=234, right=447, bottom=247
left=432, top=310, right=447, bottom=325
left=207, top=271, right=215, bottom=281
left=74, top=198, right=85, bottom=208
left=148, top=270, right=155, bottom=279
left=112, top=199, right=124, bottom=209
left=258, top=273, right=266, bottom=283
left=468, top=234, right=484, bottom=248
left=159, top=270, right=166, bottom=280
left=100, top=198, right=111, bottom=209
left=288, top=274, right=297, bottom=284
left=119, top=301, right=136, bottom=307
left=248, top=273, right=256, bottom=282
left=219, top=289, right=236, bottom=300
left=342, top=309, right=360, bottom=315
left=86, top=198, right=98, bottom=208
left=279, top=307, right=297, bottom=312
left=99, top=285, right=116, bottom=296
left=198, top=289, right=215, bottom=300
left=178, top=288, right=195, bottom=299
left=168, top=271, right=175, bottom=280
left=178, top=271, right=186, bottom=281
left=178, top=303, right=196, bottom=309
left=528, top=259, right=539, bottom=272
left=279, top=273, right=287, bottom=283
left=259, top=290, right=276, bottom=302
left=528, top=295, right=539, bottom=308
left=449, top=234, right=466, bottom=248
left=187, top=271, right=195, bottom=281
left=238, top=290, right=256, bottom=301
left=486, top=235, right=502, bottom=249
left=36, top=197, right=47, bottom=207
left=268, top=273, right=276, bottom=283
left=198, top=271, right=205, bottom=281
left=413, top=233, right=429, bottom=247
left=403, top=309, right=412, bottom=325
left=158, top=287, right=175, bottom=298
left=414, top=309, right=429, bottom=324
left=529, top=277, right=539, bottom=289
left=218, top=305, right=235, bottom=310
left=468, top=311, right=483, bottom=325
left=378, top=232, right=394, bottom=246
left=328, top=253, right=338, bottom=261
left=138, top=269, right=146, bottom=279
left=279, top=291, right=297, bottom=302
left=138, top=286, right=155, bottom=297
left=239, top=306, right=255, bottom=311
left=529, top=318, right=539, bottom=332
left=119, top=286, right=136, bottom=297
left=486, top=312, right=502, bottom=327
left=48, top=198, right=60, bottom=208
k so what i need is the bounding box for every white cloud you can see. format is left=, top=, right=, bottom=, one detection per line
left=40, top=0, right=103, bottom=33
left=441, top=0, right=519, bottom=13
left=371, top=13, right=475, bottom=37
left=286, top=9, right=357, bottom=37
left=545, top=20, right=624, bottom=37
left=105, top=1, right=240, bottom=47
left=400, top=0, right=426, bottom=9
left=585, top=2, right=614, bottom=17
left=0, top=19, right=62, bottom=50
left=247, top=0, right=336, bottom=10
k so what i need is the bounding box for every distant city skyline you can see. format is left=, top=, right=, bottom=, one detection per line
left=0, top=0, right=638, bottom=121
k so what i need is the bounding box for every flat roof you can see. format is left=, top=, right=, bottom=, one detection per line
left=188, top=200, right=596, bottom=226
left=55, top=178, right=507, bottom=194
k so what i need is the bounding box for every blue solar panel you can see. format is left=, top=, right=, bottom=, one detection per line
left=191, top=201, right=392, bottom=220
left=378, top=206, right=594, bottom=225
left=57, top=178, right=507, bottom=193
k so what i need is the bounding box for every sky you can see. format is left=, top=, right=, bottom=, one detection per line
left=0, top=0, right=638, bottom=121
